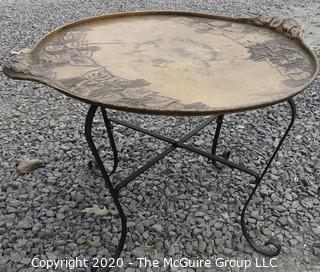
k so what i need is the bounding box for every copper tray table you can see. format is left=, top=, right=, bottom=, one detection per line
left=4, top=11, right=319, bottom=272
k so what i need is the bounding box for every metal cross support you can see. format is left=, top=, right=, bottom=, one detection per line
left=84, top=98, right=296, bottom=271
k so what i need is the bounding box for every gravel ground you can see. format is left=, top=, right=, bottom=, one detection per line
left=0, top=0, right=319, bottom=271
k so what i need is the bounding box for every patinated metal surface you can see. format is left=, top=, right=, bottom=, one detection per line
left=3, top=11, right=319, bottom=115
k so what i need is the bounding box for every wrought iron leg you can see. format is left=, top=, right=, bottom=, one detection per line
left=83, top=98, right=296, bottom=260
left=88, top=108, right=119, bottom=177
left=85, top=105, right=127, bottom=272
left=211, top=115, right=230, bottom=168
left=240, top=98, right=296, bottom=256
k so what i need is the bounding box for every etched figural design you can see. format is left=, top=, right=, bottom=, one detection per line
left=6, top=28, right=210, bottom=111
left=172, top=16, right=313, bottom=87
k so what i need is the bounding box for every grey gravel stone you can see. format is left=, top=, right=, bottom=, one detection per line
left=168, top=245, right=175, bottom=256
left=312, top=228, right=320, bottom=235
left=0, top=256, right=9, bottom=265
left=150, top=224, right=163, bottom=233
left=313, top=243, right=320, bottom=256
left=214, top=222, right=223, bottom=229
left=198, top=240, right=207, bottom=252
left=279, top=217, right=288, bottom=226
left=136, top=223, right=144, bottom=234
left=20, top=258, right=31, bottom=265
left=111, top=237, right=119, bottom=247
left=10, top=252, right=21, bottom=263
left=38, top=229, right=52, bottom=239
left=17, top=216, right=33, bottom=230
left=185, top=242, right=193, bottom=255
left=46, top=252, right=57, bottom=260
left=87, top=247, right=97, bottom=257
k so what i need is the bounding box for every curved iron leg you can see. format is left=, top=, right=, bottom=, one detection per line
left=85, top=105, right=127, bottom=272
left=88, top=108, right=119, bottom=177
left=211, top=115, right=230, bottom=168
left=101, top=108, right=118, bottom=175
left=241, top=98, right=296, bottom=256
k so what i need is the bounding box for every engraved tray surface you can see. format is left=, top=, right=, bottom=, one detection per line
left=3, top=11, right=319, bottom=115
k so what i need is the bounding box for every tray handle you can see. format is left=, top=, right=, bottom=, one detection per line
left=243, top=17, right=302, bottom=39
left=3, top=48, right=34, bottom=78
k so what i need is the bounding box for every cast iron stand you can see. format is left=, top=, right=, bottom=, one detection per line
left=85, top=98, right=296, bottom=271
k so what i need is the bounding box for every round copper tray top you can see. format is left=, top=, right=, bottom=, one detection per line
left=3, top=11, right=319, bottom=115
